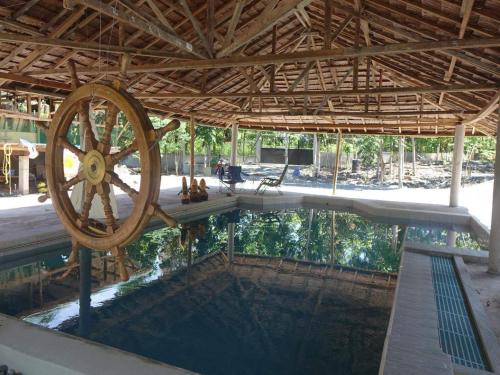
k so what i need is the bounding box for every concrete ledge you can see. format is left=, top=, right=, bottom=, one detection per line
left=470, top=215, right=490, bottom=244
left=406, top=242, right=489, bottom=264
left=379, top=250, right=453, bottom=375
left=0, top=314, right=195, bottom=375
left=0, top=193, right=486, bottom=261
left=454, top=257, right=500, bottom=373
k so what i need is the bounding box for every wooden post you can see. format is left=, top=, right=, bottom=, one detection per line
left=411, top=137, right=417, bottom=176
left=26, top=95, right=31, bottom=114
left=37, top=96, right=42, bottom=118
left=284, top=132, right=289, bottom=165
left=398, top=136, right=404, bottom=189
left=488, top=106, right=500, bottom=273
left=449, top=124, right=465, bottom=207
left=189, top=116, right=195, bottom=183
left=332, top=131, right=342, bottom=195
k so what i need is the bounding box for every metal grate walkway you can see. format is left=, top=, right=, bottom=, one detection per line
left=430, top=256, right=488, bottom=370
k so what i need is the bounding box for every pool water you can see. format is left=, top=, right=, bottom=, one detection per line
left=0, top=208, right=484, bottom=374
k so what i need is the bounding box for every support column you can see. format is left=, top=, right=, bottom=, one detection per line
left=18, top=155, right=29, bottom=195
left=332, top=131, right=342, bottom=195
left=230, top=123, right=238, bottom=166
left=189, top=116, right=195, bottom=183
left=398, top=136, right=404, bottom=189
left=313, top=134, right=319, bottom=176
left=489, top=106, right=500, bottom=273
left=447, top=230, right=457, bottom=247
left=449, top=124, right=465, bottom=207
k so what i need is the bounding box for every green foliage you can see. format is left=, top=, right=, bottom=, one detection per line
left=464, top=137, right=496, bottom=161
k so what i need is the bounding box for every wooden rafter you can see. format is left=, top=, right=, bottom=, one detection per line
left=65, top=0, right=206, bottom=58
left=217, top=0, right=312, bottom=57
left=24, top=37, right=500, bottom=77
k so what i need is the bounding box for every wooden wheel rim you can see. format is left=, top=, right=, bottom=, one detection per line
left=46, top=83, right=161, bottom=250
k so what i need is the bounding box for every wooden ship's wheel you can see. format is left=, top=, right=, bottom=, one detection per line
left=46, top=75, right=178, bottom=281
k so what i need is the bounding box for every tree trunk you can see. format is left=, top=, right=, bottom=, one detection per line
left=255, top=132, right=262, bottom=164
left=378, top=139, right=384, bottom=182
left=174, top=152, right=179, bottom=176
left=204, top=144, right=209, bottom=169
left=207, top=146, right=212, bottom=175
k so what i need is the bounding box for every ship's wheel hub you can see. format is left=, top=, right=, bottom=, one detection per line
left=82, top=149, right=106, bottom=185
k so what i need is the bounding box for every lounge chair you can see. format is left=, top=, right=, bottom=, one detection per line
left=221, top=166, right=247, bottom=192
left=255, top=165, right=288, bottom=195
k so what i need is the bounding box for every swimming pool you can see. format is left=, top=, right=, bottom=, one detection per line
left=0, top=207, right=485, bottom=374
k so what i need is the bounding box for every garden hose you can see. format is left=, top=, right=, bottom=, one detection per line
left=2, top=143, right=12, bottom=194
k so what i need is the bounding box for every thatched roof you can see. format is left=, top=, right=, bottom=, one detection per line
left=0, top=0, right=499, bottom=135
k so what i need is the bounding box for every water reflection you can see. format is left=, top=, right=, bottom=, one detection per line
left=1, top=208, right=483, bottom=322
left=0, top=207, right=484, bottom=375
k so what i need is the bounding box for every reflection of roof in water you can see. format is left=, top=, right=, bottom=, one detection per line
left=61, top=252, right=397, bottom=375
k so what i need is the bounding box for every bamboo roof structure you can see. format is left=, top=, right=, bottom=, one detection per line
left=0, top=0, right=499, bottom=136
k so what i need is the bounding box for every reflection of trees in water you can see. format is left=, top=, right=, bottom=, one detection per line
left=235, top=209, right=401, bottom=273
left=124, top=209, right=405, bottom=274
left=406, top=226, right=484, bottom=250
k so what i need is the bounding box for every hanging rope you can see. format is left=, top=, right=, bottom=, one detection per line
left=2, top=143, right=12, bottom=194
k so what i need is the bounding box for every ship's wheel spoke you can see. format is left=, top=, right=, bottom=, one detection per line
left=60, top=170, right=85, bottom=192
left=105, top=171, right=139, bottom=201
left=77, top=183, right=96, bottom=229
left=79, top=101, right=98, bottom=151
left=58, top=137, right=85, bottom=161
left=98, top=102, right=120, bottom=154
left=96, top=182, right=117, bottom=234
left=108, top=140, right=138, bottom=165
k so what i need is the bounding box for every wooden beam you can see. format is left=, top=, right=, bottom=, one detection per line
left=0, top=33, right=190, bottom=59
left=15, top=5, right=86, bottom=73
left=65, top=0, right=206, bottom=58
left=0, top=72, right=71, bottom=91
left=216, top=0, right=312, bottom=57
left=440, top=0, right=475, bottom=104
left=145, top=0, right=176, bottom=34
left=330, top=15, right=353, bottom=46
left=462, top=91, right=500, bottom=126
left=222, top=0, right=246, bottom=52
left=324, top=0, right=332, bottom=49
left=237, top=122, right=459, bottom=130
left=10, top=0, right=40, bottom=20
left=27, top=37, right=500, bottom=76
left=178, top=0, right=213, bottom=57
left=135, top=83, right=499, bottom=99
left=288, top=61, right=315, bottom=92
left=196, top=109, right=477, bottom=117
